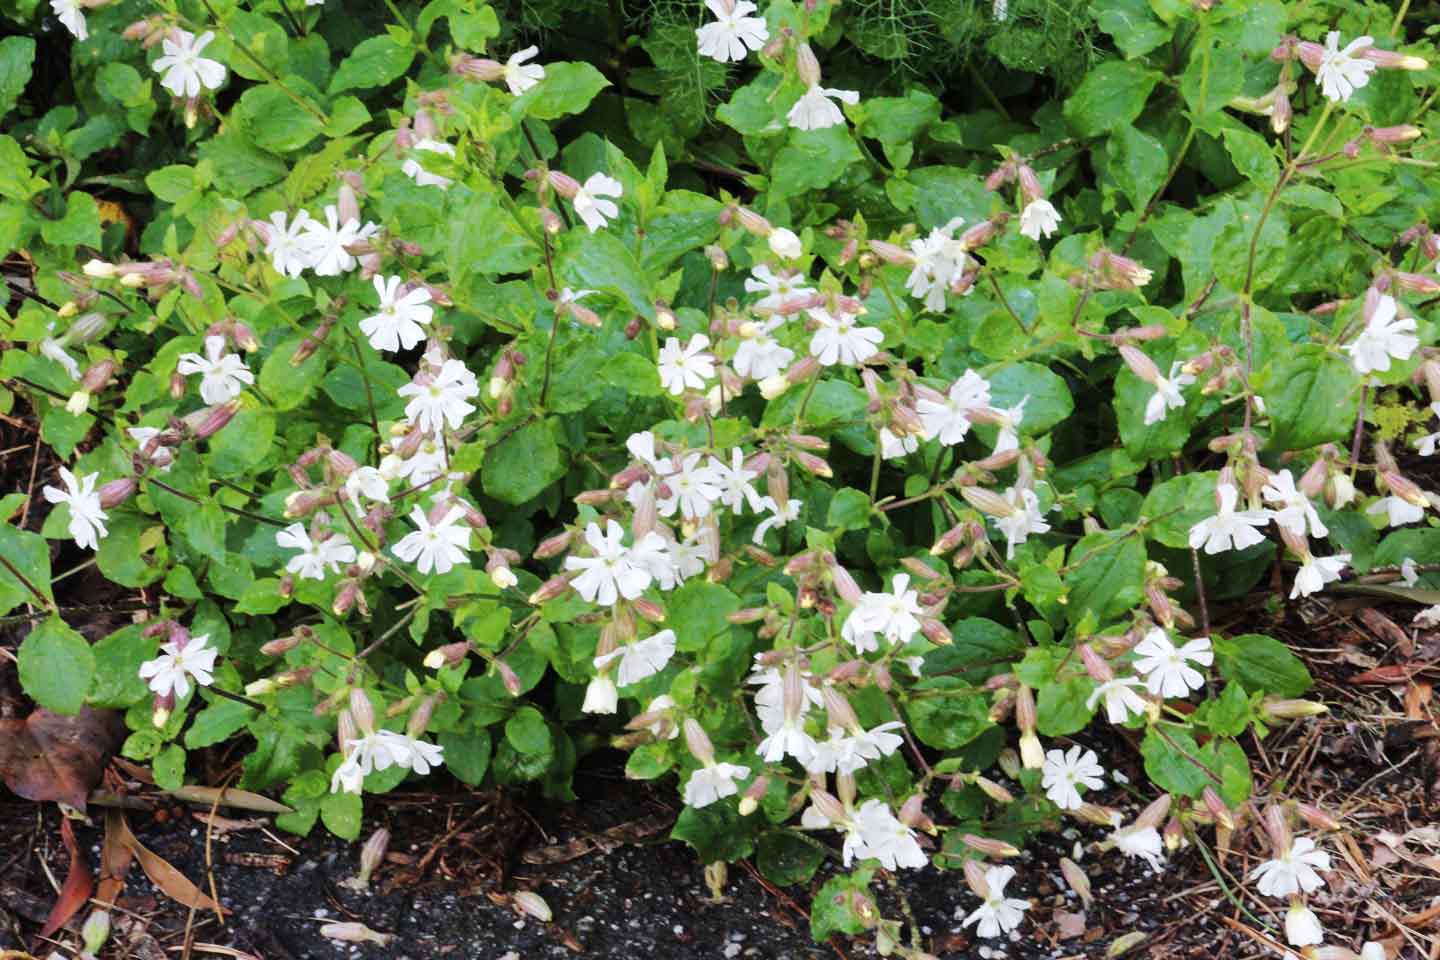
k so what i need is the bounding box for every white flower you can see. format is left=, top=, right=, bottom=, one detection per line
left=1286, top=902, right=1324, bottom=947
left=42, top=466, right=108, bottom=550
left=503, top=46, right=545, bottom=95
left=1361, top=942, right=1389, bottom=960
left=572, top=173, right=622, bottom=233
left=841, top=574, right=923, bottom=654
left=752, top=496, right=802, bottom=544
left=138, top=633, right=218, bottom=700
left=993, top=486, right=1051, bottom=559
left=41, top=327, right=82, bottom=381
left=787, top=84, right=859, bottom=131
left=683, top=761, right=750, bottom=808
left=300, top=204, right=369, bottom=277
left=695, top=0, right=768, bottom=62
left=1367, top=494, right=1425, bottom=527
left=1402, top=556, right=1420, bottom=586
left=264, top=210, right=316, bottom=278
left=153, top=29, right=226, bottom=98
left=992, top=0, right=1008, bottom=21
left=643, top=695, right=680, bottom=739
left=1315, top=32, right=1375, bottom=103
left=582, top=673, right=619, bottom=714
left=565, top=520, right=653, bottom=606
left=1111, top=822, right=1165, bottom=870
left=51, top=0, right=86, bottom=41
left=1416, top=427, right=1440, bottom=457
left=398, top=358, right=478, bottom=432
left=1019, top=199, right=1061, bottom=240
left=849, top=799, right=928, bottom=870
left=809, top=309, right=882, bottom=367
left=344, top=466, right=390, bottom=506
left=361, top=276, right=434, bottom=353
left=392, top=506, right=471, bottom=575
left=1291, top=552, right=1349, bottom=598
left=991, top=397, right=1027, bottom=455
left=961, top=865, right=1029, bottom=938
left=905, top=218, right=968, bottom=312
left=744, top=265, right=814, bottom=310
left=823, top=722, right=906, bottom=775
left=330, top=750, right=367, bottom=794
left=709, top=448, right=765, bottom=515
left=733, top=318, right=795, bottom=381
left=1188, top=483, right=1271, bottom=554
left=275, top=524, right=356, bottom=580
left=390, top=436, right=448, bottom=486
left=1250, top=837, right=1331, bottom=898
left=1040, top=745, right=1104, bottom=810
left=658, top=334, right=715, bottom=395
left=176, top=335, right=254, bottom=404
left=662, top=453, right=723, bottom=519
left=375, top=729, right=446, bottom=775
left=1087, top=676, right=1148, bottom=724
left=768, top=228, right=803, bottom=260
left=917, top=370, right=991, bottom=445
left=594, top=630, right=677, bottom=687
left=1415, top=604, right=1440, bottom=627
left=1262, top=469, right=1328, bottom=539
left=1347, top=294, right=1418, bottom=375
left=880, top=427, right=918, bottom=460
left=401, top=138, right=456, bottom=189
left=1132, top=629, right=1212, bottom=698
left=128, top=427, right=174, bottom=472
left=1144, top=361, right=1196, bottom=426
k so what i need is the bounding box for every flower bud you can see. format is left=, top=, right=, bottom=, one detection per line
left=973, top=775, right=1014, bottom=805
left=494, top=658, right=522, bottom=697
left=546, top=171, right=581, bottom=199
left=529, top=574, right=572, bottom=605
left=1059, top=858, right=1092, bottom=908
left=348, top=689, right=377, bottom=735
left=96, top=477, right=137, bottom=509
left=320, top=922, right=394, bottom=947
left=1106, top=932, right=1147, bottom=957
left=768, top=227, right=802, bottom=261
left=795, top=43, right=822, bottom=87
left=1360, top=47, right=1428, bottom=70
left=512, top=890, right=552, bottom=923
left=683, top=718, right=716, bottom=766
left=809, top=788, right=845, bottom=824
left=739, top=776, right=769, bottom=816
left=962, top=859, right=992, bottom=899
left=961, top=833, right=1019, bottom=857
left=960, top=485, right=1013, bottom=518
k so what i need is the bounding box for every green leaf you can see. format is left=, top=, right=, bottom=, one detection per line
left=1093, top=0, right=1173, bottom=59
left=186, top=698, right=257, bottom=749
left=320, top=790, right=363, bottom=840
left=89, top=625, right=153, bottom=708
left=1222, top=125, right=1279, bottom=194
left=858, top=90, right=940, bottom=147
left=505, top=706, right=553, bottom=755
left=906, top=684, right=992, bottom=749
left=329, top=36, right=416, bottom=93
left=442, top=729, right=492, bottom=785
left=1064, top=533, right=1145, bottom=623
left=153, top=745, right=186, bottom=791
left=1261, top=346, right=1360, bottom=451
left=810, top=870, right=876, bottom=939
left=826, top=487, right=872, bottom=532
left=40, top=192, right=101, bottom=248
left=668, top=580, right=740, bottom=653
left=987, top=362, right=1074, bottom=435
left=0, top=517, right=53, bottom=616
left=517, top=62, right=610, bottom=120
left=1213, top=634, right=1312, bottom=697
left=482, top=419, right=565, bottom=505
left=1181, top=39, right=1245, bottom=122
left=1064, top=61, right=1160, bottom=136
left=447, top=192, right=539, bottom=279
left=671, top=802, right=755, bottom=862
left=756, top=831, right=824, bottom=886
left=236, top=82, right=326, bottom=153
left=771, top=126, right=862, bottom=198
left=0, top=37, right=36, bottom=122
left=600, top=352, right=662, bottom=397
left=1036, top=677, right=1096, bottom=736
left=1107, top=124, right=1169, bottom=213
left=905, top=167, right=994, bottom=231
left=259, top=337, right=328, bottom=411
left=207, top=409, right=276, bottom=478
left=1141, top=727, right=1214, bottom=797
left=1141, top=472, right=1217, bottom=549
left=0, top=135, right=39, bottom=200
left=19, top=617, right=95, bottom=715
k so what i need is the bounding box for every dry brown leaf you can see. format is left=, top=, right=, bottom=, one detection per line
left=111, top=809, right=226, bottom=917
left=40, top=817, right=93, bottom=938
left=168, top=785, right=293, bottom=814
left=0, top=707, right=125, bottom=810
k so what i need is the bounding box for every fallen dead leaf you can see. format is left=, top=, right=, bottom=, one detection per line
left=168, top=785, right=293, bottom=815
left=0, top=707, right=125, bottom=810
left=39, top=817, right=92, bottom=938
left=109, top=809, right=227, bottom=917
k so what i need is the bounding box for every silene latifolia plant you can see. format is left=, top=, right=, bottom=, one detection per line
left=1, top=0, right=1435, bottom=954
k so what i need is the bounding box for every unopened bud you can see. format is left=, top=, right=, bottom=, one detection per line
left=1106, top=932, right=1147, bottom=957
left=529, top=574, right=572, bottom=605
left=973, top=775, right=1014, bottom=805
left=961, top=833, right=1019, bottom=857
left=795, top=43, right=822, bottom=87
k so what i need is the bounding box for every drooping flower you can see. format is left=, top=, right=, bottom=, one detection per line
left=1347, top=294, right=1418, bottom=375
left=51, top=0, right=87, bottom=41
left=917, top=370, right=991, bottom=445
left=263, top=210, right=316, bottom=278
left=360, top=276, right=434, bottom=353
left=503, top=46, right=545, bottom=95
left=1368, top=494, right=1425, bottom=527
left=139, top=633, right=218, bottom=700
left=1291, top=552, right=1350, bottom=598
left=1144, top=361, right=1196, bottom=426
left=1132, top=629, right=1212, bottom=698
left=401, top=139, right=456, bottom=189
left=809, top=309, right=882, bottom=367
left=1188, top=483, right=1270, bottom=554
left=695, top=0, right=769, bottom=63
left=397, top=358, right=479, bottom=432
left=961, top=865, right=1030, bottom=938
left=391, top=506, right=471, bottom=575
left=1111, top=821, right=1165, bottom=870
left=581, top=673, right=618, bottom=714
left=657, top=334, right=715, bottom=395
left=594, top=629, right=677, bottom=687
left=905, top=218, right=968, bottom=312
left=572, top=173, right=623, bottom=233
left=375, top=729, right=446, bottom=775
left=1262, top=469, right=1328, bottom=539
left=177, top=335, right=254, bottom=405
left=1087, top=675, right=1148, bottom=725
left=990, top=397, right=1028, bottom=455
left=564, top=520, right=653, bottom=606
left=768, top=228, right=802, bottom=261
left=879, top=427, right=918, bottom=460
left=684, top=761, right=751, bottom=807
left=275, top=524, right=356, bottom=580
left=848, top=799, right=928, bottom=870
left=1286, top=901, right=1324, bottom=947
left=1040, top=745, right=1105, bottom=810
left=153, top=29, right=227, bottom=98
left=1249, top=837, right=1331, bottom=898
left=993, top=486, right=1051, bottom=559
left=1313, top=32, right=1376, bottom=103
left=1019, top=199, right=1062, bottom=240
left=752, top=496, right=802, bottom=544
left=787, top=84, right=860, bottom=131
left=42, top=466, right=108, bottom=550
